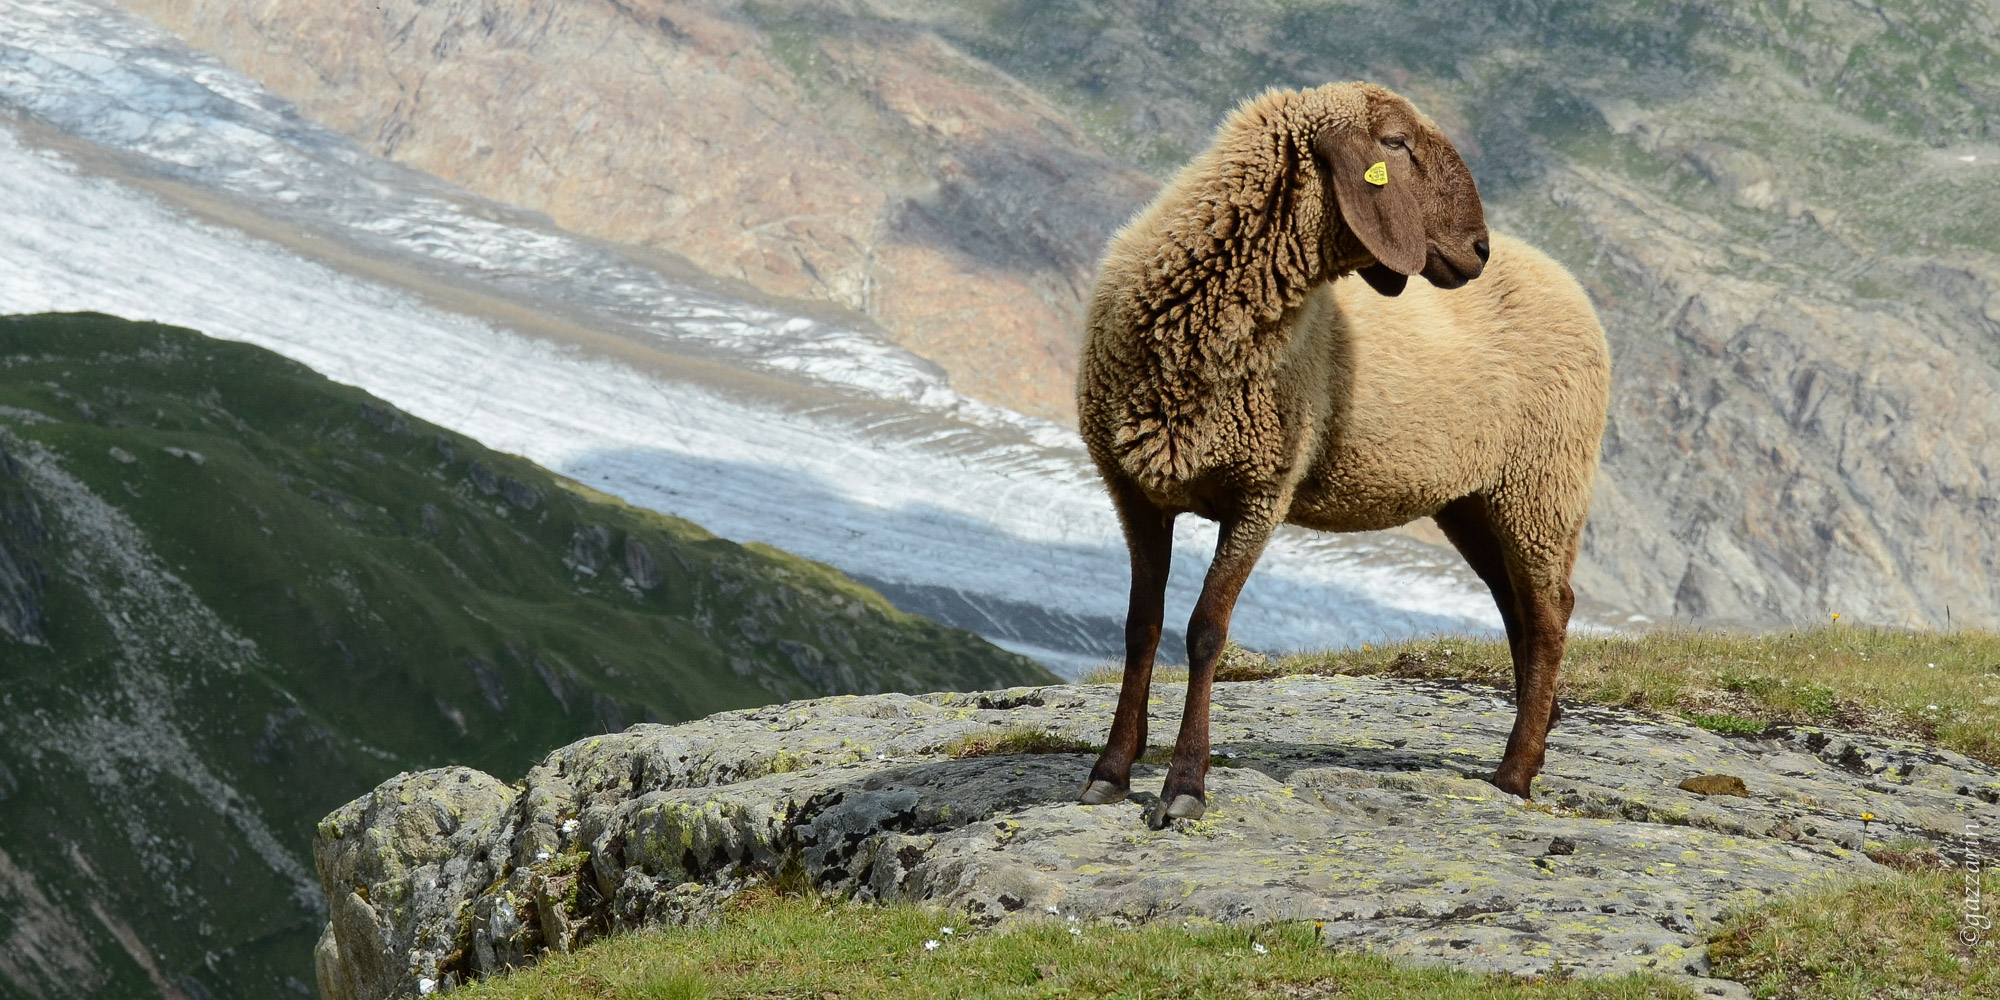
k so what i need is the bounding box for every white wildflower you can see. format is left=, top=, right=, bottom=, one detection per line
left=1928, top=663, right=1938, bottom=669
left=417, top=978, right=437, bottom=996
left=1066, top=913, right=1078, bottom=924
left=1046, top=904, right=1060, bottom=914
left=534, top=850, right=552, bottom=862
left=1252, top=942, right=1268, bottom=956
left=940, top=926, right=954, bottom=936
left=1928, top=704, right=1940, bottom=711
left=560, top=818, right=579, bottom=835
left=1067, top=926, right=1082, bottom=937
left=923, top=939, right=940, bottom=952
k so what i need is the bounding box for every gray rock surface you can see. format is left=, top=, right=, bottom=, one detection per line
left=313, top=676, right=2000, bottom=1000
left=313, top=768, right=518, bottom=1000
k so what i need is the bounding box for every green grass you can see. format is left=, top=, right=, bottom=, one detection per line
left=459, top=890, right=1696, bottom=1000
left=942, top=725, right=1098, bottom=758
left=940, top=724, right=1241, bottom=768
left=1081, top=629, right=2000, bottom=768
left=1708, top=841, right=1998, bottom=999
left=1684, top=712, right=1768, bottom=736
left=1078, top=663, right=1191, bottom=685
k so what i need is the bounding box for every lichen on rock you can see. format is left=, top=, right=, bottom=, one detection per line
left=312, top=767, right=518, bottom=1000
left=313, top=677, right=2000, bottom=999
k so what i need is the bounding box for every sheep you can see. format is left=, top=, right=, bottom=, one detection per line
left=1075, top=82, right=1611, bottom=829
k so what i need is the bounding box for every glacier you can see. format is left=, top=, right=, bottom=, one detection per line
left=0, top=0, right=1509, bottom=676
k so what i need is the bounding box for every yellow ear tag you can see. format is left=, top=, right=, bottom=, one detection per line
left=1364, top=161, right=1389, bottom=186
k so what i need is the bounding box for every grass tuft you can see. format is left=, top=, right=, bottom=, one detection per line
left=1685, top=712, right=1768, bottom=735
left=1708, top=862, right=1996, bottom=998
left=942, top=725, right=1098, bottom=759
left=1077, top=643, right=1284, bottom=685
left=617, top=970, right=709, bottom=1000
left=1079, top=662, right=1189, bottom=685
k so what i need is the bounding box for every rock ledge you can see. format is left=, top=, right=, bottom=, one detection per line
left=313, top=676, right=2000, bottom=1000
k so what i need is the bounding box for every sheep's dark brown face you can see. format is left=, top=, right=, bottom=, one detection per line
left=1315, top=84, right=1488, bottom=296
left=1357, top=87, right=1489, bottom=290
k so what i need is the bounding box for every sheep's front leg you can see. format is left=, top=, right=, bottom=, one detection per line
left=1491, top=579, right=1575, bottom=798
left=1149, top=510, right=1277, bottom=829
left=1081, top=483, right=1177, bottom=805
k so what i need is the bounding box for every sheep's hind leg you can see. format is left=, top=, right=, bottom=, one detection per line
left=1434, top=496, right=1523, bottom=649
left=1434, top=496, right=1561, bottom=734
left=1081, top=485, right=1176, bottom=805
left=1149, top=511, right=1276, bottom=829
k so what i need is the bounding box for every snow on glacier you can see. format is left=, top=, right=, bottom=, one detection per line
left=0, top=0, right=1503, bottom=675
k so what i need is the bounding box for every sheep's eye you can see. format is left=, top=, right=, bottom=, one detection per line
left=1381, top=136, right=1408, bottom=151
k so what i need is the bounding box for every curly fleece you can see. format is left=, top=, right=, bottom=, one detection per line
left=1078, top=83, right=1609, bottom=586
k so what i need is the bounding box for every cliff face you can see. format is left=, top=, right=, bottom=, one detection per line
left=311, top=675, right=2000, bottom=999
left=0, top=439, right=48, bottom=643
left=118, top=0, right=2000, bottom=629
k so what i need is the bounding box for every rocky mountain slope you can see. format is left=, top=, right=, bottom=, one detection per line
left=116, top=0, right=2000, bottom=630
left=112, top=0, right=1157, bottom=423
left=0, top=312, right=1049, bottom=1000
left=312, top=674, right=2000, bottom=1000
left=902, top=0, right=2000, bottom=628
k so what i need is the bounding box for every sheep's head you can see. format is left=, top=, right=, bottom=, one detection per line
left=1312, top=83, right=1488, bottom=297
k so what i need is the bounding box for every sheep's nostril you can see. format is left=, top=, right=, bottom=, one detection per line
left=1473, top=238, right=1491, bottom=263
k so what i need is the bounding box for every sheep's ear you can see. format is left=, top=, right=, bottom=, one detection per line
left=1317, top=126, right=1427, bottom=276
left=1357, top=263, right=1409, bottom=297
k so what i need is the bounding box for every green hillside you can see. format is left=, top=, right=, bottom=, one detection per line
left=0, top=312, right=1051, bottom=1000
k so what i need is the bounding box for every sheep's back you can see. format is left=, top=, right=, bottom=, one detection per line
left=1290, top=234, right=1609, bottom=532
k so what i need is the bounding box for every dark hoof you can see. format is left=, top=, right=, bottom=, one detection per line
left=1078, top=779, right=1129, bottom=805
left=1491, top=764, right=1537, bottom=800
left=1145, top=794, right=1205, bottom=829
